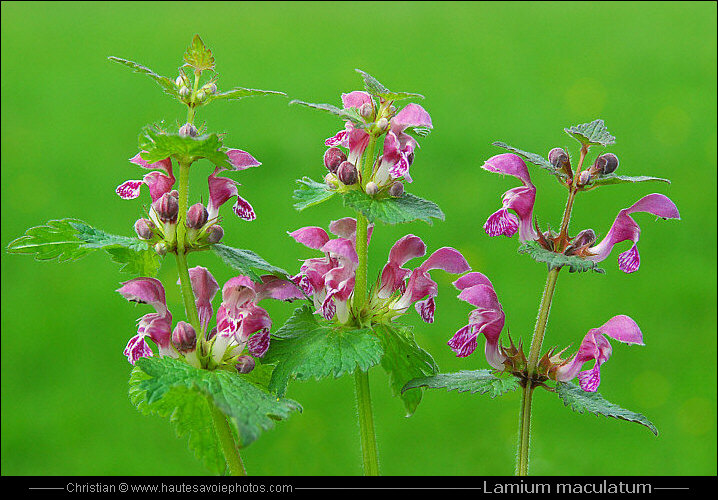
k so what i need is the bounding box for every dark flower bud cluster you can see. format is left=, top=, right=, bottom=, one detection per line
left=564, top=228, right=597, bottom=256
left=235, top=355, right=256, bottom=374
left=324, top=147, right=347, bottom=173
left=206, top=225, right=224, bottom=244
left=179, top=122, right=199, bottom=138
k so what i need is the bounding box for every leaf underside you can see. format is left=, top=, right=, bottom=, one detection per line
left=518, top=241, right=605, bottom=274
left=289, top=100, right=365, bottom=125
left=342, top=190, right=444, bottom=225
left=131, top=356, right=301, bottom=474
left=556, top=381, right=658, bottom=436
left=263, top=306, right=383, bottom=397
left=355, top=69, right=424, bottom=101
left=403, top=369, right=519, bottom=398
left=108, top=57, right=179, bottom=99
left=6, top=218, right=160, bottom=276
left=589, top=174, right=671, bottom=187
left=212, top=244, right=288, bottom=282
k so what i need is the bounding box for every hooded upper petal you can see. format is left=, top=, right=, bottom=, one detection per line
left=117, top=277, right=168, bottom=316
left=341, top=91, right=373, bottom=109
left=184, top=267, right=220, bottom=330
left=226, top=149, right=261, bottom=171
left=392, top=103, right=433, bottom=131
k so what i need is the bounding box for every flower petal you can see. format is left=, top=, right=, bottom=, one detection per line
left=226, top=149, right=261, bottom=171
left=116, top=180, right=143, bottom=200
left=415, top=296, right=435, bottom=323
left=453, top=272, right=494, bottom=291
left=233, top=195, right=256, bottom=221
left=419, top=247, right=470, bottom=274
left=117, top=277, right=167, bottom=315
left=207, top=169, right=239, bottom=219
left=321, top=237, right=359, bottom=264
left=481, top=153, right=532, bottom=186
left=289, top=226, right=330, bottom=249
left=341, top=91, right=373, bottom=109
left=123, top=334, right=153, bottom=365
left=483, top=208, right=519, bottom=238
left=247, top=329, right=270, bottom=358
left=392, top=103, right=433, bottom=130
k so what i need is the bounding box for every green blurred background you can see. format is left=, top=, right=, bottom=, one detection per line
left=2, top=1, right=716, bottom=476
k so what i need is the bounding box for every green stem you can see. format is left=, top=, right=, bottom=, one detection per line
left=186, top=70, right=201, bottom=124
left=516, top=268, right=560, bottom=476
left=354, top=370, right=379, bottom=476
left=210, top=402, right=247, bottom=476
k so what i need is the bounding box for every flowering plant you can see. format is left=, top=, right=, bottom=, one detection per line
left=7, top=36, right=303, bottom=475
left=263, top=70, right=471, bottom=475
left=405, top=119, right=679, bottom=475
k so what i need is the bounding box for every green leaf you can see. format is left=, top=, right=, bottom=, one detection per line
left=7, top=218, right=93, bottom=262
left=138, top=126, right=230, bottom=169
left=343, top=190, right=444, bottom=225
left=518, top=241, right=605, bottom=274
left=293, top=177, right=337, bottom=210
left=205, top=87, right=286, bottom=104
left=212, top=244, right=288, bottom=282
left=130, top=367, right=226, bottom=474
left=492, top=141, right=566, bottom=178
left=374, top=324, right=438, bottom=416
left=7, top=219, right=158, bottom=275
left=355, top=69, right=424, bottom=101
left=108, top=57, right=180, bottom=99
left=589, top=174, right=671, bottom=187
left=402, top=369, right=519, bottom=398
left=556, top=382, right=658, bottom=436
left=263, top=306, right=383, bottom=397
left=565, top=119, right=616, bottom=147
left=134, top=357, right=301, bottom=453
left=183, top=34, right=215, bottom=72
left=289, top=100, right=365, bottom=126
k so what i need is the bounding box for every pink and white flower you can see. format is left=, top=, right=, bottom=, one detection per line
left=553, top=315, right=644, bottom=392
left=375, top=103, right=433, bottom=184
left=117, top=277, right=173, bottom=364
left=447, top=272, right=507, bottom=370
left=116, top=153, right=175, bottom=202
left=586, top=193, right=680, bottom=273
left=481, top=153, right=539, bottom=242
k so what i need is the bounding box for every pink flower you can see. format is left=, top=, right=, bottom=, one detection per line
left=116, top=153, right=175, bottom=202
left=447, top=272, right=507, bottom=370
left=117, top=277, right=173, bottom=364
left=553, top=315, right=644, bottom=392
left=587, top=193, right=680, bottom=273
left=325, top=91, right=373, bottom=164
left=481, top=153, right=539, bottom=242
left=211, top=274, right=303, bottom=363
left=207, top=167, right=256, bottom=221
left=181, top=266, right=219, bottom=331
left=375, top=103, right=433, bottom=184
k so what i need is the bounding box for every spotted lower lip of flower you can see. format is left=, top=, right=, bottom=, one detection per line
left=481, top=153, right=538, bottom=242
left=116, top=153, right=175, bottom=202
left=447, top=272, right=507, bottom=370
left=207, top=168, right=256, bottom=221
left=552, top=315, right=644, bottom=392
left=117, top=277, right=173, bottom=364
left=392, top=246, right=471, bottom=323
left=586, top=193, right=680, bottom=273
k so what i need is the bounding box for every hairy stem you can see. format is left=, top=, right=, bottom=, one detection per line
left=354, top=370, right=379, bottom=476
left=557, top=145, right=588, bottom=246
left=210, top=402, right=247, bottom=476
left=517, top=383, right=534, bottom=476
left=186, top=70, right=201, bottom=124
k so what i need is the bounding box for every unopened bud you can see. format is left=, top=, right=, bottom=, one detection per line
left=337, top=161, right=358, bottom=185
left=324, top=172, right=339, bottom=189
left=564, top=228, right=597, bottom=255
left=323, top=147, right=347, bottom=173
left=175, top=76, right=184, bottom=86
left=153, top=192, right=179, bottom=222
left=134, top=218, right=155, bottom=240
left=179, top=86, right=190, bottom=97
left=207, top=326, right=217, bottom=341
left=154, top=241, right=167, bottom=256
left=179, top=122, right=198, bottom=138
left=205, top=83, right=217, bottom=94
left=206, top=225, right=224, bottom=244
left=577, top=170, right=592, bottom=187
left=377, top=117, right=389, bottom=131
left=389, top=181, right=404, bottom=197
left=365, top=181, right=378, bottom=196
left=359, top=103, right=373, bottom=119
left=548, top=147, right=572, bottom=177
left=172, top=321, right=197, bottom=353
left=235, top=355, right=256, bottom=374
left=169, top=190, right=179, bottom=198
left=196, top=91, right=205, bottom=101
left=388, top=105, right=397, bottom=116
left=186, top=203, right=208, bottom=229
left=592, top=153, right=619, bottom=175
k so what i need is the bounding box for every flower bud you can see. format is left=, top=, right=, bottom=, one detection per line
left=323, top=147, right=347, bottom=173
left=206, top=225, right=224, bottom=244
left=389, top=181, right=404, bottom=197
left=153, top=192, right=179, bottom=222
left=235, top=355, right=256, bottom=374
left=359, top=103, right=373, bottom=119
left=376, top=117, right=389, bottom=131
left=154, top=241, right=167, bottom=256
left=577, top=170, right=592, bottom=187
left=172, top=321, right=197, bottom=353
left=564, top=229, right=597, bottom=256
left=337, top=161, right=358, bottom=185
left=175, top=76, right=183, bottom=86
left=207, top=326, right=217, bottom=341
left=196, top=91, right=205, bottom=101
left=324, top=172, right=339, bottom=189
left=548, top=147, right=572, bottom=177
left=179, top=122, right=198, bottom=138
left=592, top=153, right=619, bottom=175
left=186, top=203, right=208, bottom=229
left=365, top=181, right=378, bottom=196
left=204, top=82, right=217, bottom=94
left=388, top=105, right=397, bottom=116
left=134, top=218, right=155, bottom=240
left=179, top=86, right=190, bottom=97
